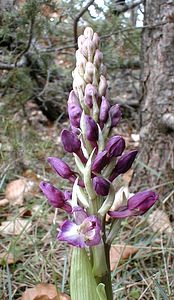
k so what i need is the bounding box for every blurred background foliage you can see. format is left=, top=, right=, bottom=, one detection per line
left=0, top=0, right=142, bottom=120
left=0, top=0, right=143, bottom=183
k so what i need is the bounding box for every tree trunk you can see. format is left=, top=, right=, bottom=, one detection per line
left=132, top=0, right=174, bottom=194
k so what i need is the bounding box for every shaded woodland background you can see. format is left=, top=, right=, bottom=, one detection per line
left=0, top=1, right=174, bottom=299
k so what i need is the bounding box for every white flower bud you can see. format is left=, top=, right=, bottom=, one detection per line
left=84, top=27, right=94, bottom=40
left=93, top=32, right=100, bottom=48
left=98, top=75, right=107, bottom=97
left=76, top=50, right=87, bottom=76
left=73, top=68, right=85, bottom=97
left=84, top=62, right=95, bottom=83
left=78, top=34, right=85, bottom=50
left=81, top=39, right=95, bottom=62
left=93, top=49, right=103, bottom=68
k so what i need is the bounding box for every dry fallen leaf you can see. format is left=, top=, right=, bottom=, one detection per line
left=5, top=179, right=26, bottom=205
left=147, top=208, right=173, bottom=235
left=110, top=244, right=138, bottom=271
left=5, top=178, right=36, bottom=206
left=20, top=283, right=70, bottom=300
left=0, top=218, right=32, bottom=236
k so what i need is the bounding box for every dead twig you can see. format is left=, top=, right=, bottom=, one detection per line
left=73, top=0, right=95, bottom=48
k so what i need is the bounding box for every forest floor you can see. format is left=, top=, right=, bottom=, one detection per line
left=0, top=100, right=174, bottom=300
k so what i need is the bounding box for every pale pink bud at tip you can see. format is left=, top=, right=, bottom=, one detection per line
left=77, top=35, right=85, bottom=50
left=84, top=27, right=94, bottom=39
left=94, top=49, right=103, bottom=68
left=92, top=32, right=100, bottom=48
left=98, top=75, right=107, bottom=97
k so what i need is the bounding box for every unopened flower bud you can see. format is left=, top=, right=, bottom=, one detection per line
left=77, top=34, right=85, bottom=50
left=84, top=62, right=95, bottom=83
left=98, top=75, right=107, bottom=97
left=128, top=190, right=158, bottom=214
left=84, top=83, right=98, bottom=108
left=99, top=96, right=110, bottom=128
left=68, top=90, right=82, bottom=128
left=93, top=176, right=110, bottom=196
left=110, top=104, right=122, bottom=127
left=109, top=150, right=138, bottom=181
left=76, top=50, right=87, bottom=75
left=85, top=115, right=98, bottom=141
left=93, top=49, right=103, bottom=68
left=92, top=150, right=109, bottom=173
left=72, top=68, right=86, bottom=97
left=64, top=190, right=73, bottom=201
left=81, top=39, right=95, bottom=62
left=92, top=32, right=100, bottom=48
left=106, top=136, right=125, bottom=158
left=84, top=27, right=94, bottom=39
left=48, top=157, right=75, bottom=181
left=61, top=129, right=81, bottom=153
left=40, top=181, right=72, bottom=212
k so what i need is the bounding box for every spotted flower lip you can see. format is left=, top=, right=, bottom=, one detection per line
left=108, top=190, right=158, bottom=218
left=57, top=212, right=101, bottom=248
left=39, top=181, right=72, bottom=213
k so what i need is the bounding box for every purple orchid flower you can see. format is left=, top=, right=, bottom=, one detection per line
left=109, top=104, right=122, bottom=127
left=106, top=135, right=125, bottom=158
left=85, top=115, right=99, bottom=142
left=47, top=157, right=76, bottom=182
left=47, top=157, right=85, bottom=187
left=93, top=176, right=110, bottom=196
left=108, top=190, right=158, bottom=218
left=92, top=150, right=109, bottom=173
left=61, top=129, right=81, bottom=153
left=68, top=90, right=82, bottom=128
left=109, top=150, right=138, bottom=181
left=39, top=181, right=72, bottom=213
left=61, top=129, right=87, bottom=163
left=57, top=207, right=101, bottom=248
left=99, top=96, right=110, bottom=128
left=84, top=83, right=98, bottom=108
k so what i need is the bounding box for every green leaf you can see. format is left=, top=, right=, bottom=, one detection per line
left=70, top=248, right=100, bottom=300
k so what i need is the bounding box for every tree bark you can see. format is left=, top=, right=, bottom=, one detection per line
left=132, top=0, right=174, bottom=194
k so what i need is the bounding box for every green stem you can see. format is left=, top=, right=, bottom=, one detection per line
left=92, top=242, right=113, bottom=300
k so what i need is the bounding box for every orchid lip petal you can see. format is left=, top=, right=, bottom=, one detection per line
left=57, top=215, right=101, bottom=248
left=58, top=220, right=86, bottom=248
